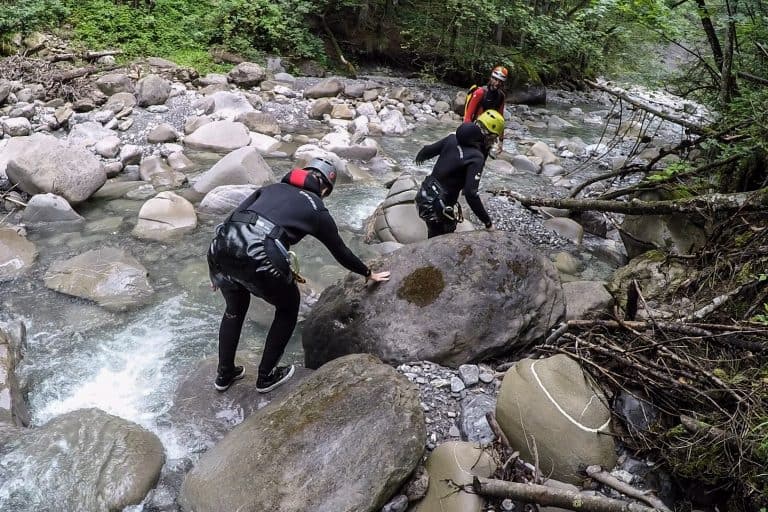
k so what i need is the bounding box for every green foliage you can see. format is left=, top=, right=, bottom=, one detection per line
left=210, top=0, right=325, bottom=62
left=63, top=0, right=217, bottom=68
left=0, top=0, right=69, bottom=41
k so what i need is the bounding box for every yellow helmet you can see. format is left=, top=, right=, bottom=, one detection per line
left=476, top=109, right=505, bottom=137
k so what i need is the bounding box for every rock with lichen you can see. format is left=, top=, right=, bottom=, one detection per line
left=302, top=230, right=564, bottom=368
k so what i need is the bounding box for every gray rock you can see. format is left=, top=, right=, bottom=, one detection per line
left=0, top=408, right=164, bottom=511
left=198, top=184, right=257, bottom=215
left=147, top=123, right=178, bottom=144
left=1, top=117, right=31, bottom=137
left=132, top=191, right=197, bottom=241
left=235, top=111, right=280, bottom=135
left=458, top=364, right=480, bottom=386
left=450, top=376, right=465, bottom=392
left=184, top=120, right=251, bottom=153
left=227, top=62, right=266, bottom=87
left=496, top=355, right=616, bottom=484
left=192, top=146, right=274, bottom=195
left=309, top=98, right=333, bottom=119
left=303, top=230, right=565, bottom=368
left=43, top=246, right=154, bottom=311
left=21, top=193, right=85, bottom=231
left=0, top=226, right=37, bottom=282
left=94, top=135, right=121, bottom=158
left=137, top=74, right=172, bottom=107
left=95, top=73, right=135, bottom=95
left=563, top=280, right=614, bottom=320
left=304, top=77, right=343, bottom=99
left=179, top=354, right=424, bottom=512
left=459, top=394, right=495, bottom=445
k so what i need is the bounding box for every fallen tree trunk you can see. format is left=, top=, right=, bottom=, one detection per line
left=472, top=477, right=661, bottom=512
left=47, top=50, right=123, bottom=63
left=488, top=189, right=768, bottom=214
left=586, top=80, right=709, bottom=135
left=50, top=64, right=120, bottom=83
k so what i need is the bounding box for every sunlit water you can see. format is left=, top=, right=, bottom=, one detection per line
left=0, top=96, right=624, bottom=506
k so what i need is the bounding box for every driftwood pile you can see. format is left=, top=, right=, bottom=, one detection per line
left=0, top=52, right=121, bottom=101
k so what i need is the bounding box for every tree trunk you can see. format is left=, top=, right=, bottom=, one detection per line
left=490, top=189, right=768, bottom=214
left=694, top=0, right=724, bottom=70
left=719, top=0, right=737, bottom=103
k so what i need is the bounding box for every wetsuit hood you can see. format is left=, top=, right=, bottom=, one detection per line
left=455, top=122, right=484, bottom=150
left=281, top=168, right=325, bottom=196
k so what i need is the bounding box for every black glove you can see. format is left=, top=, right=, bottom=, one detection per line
left=415, top=147, right=429, bottom=165
left=485, top=221, right=493, bottom=229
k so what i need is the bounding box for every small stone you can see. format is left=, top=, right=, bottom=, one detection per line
left=415, top=377, right=427, bottom=384
left=479, top=371, right=495, bottom=383
left=381, top=494, right=408, bottom=512
left=610, top=469, right=635, bottom=484
left=446, top=411, right=457, bottom=418
left=458, top=364, right=480, bottom=386
left=430, top=378, right=450, bottom=388
left=448, top=425, right=461, bottom=437
left=450, top=376, right=465, bottom=393
left=146, top=105, right=169, bottom=113
left=502, top=498, right=515, bottom=510
left=420, top=403, right=430, bottom=412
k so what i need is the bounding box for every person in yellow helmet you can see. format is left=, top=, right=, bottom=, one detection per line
left=464, top=66, right=508, bottom=152
left=414, top=110, right=505, bottom=238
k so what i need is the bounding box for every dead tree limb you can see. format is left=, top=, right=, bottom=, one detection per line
left=472, top=477, right=662, bottom=512
left=737, top=71, right=768, bottom=87
left=586, top=80, right=709, bottom=135
left=50, top=64, right=121, bottom=83
left=565, top=319, right=713, bottom=337
left=488, top=189, right=768, bottom=215
left=585, top=466, right=672, bottom=512
left=319, top=14, right=357, bottom=77
left=47, top=49, right=123, bottom=63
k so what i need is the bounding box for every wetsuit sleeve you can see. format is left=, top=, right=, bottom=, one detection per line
left=463, top=87, right=485, bottom=122
left=415, top=136, right=447, bottom=165
left=463, top=157, right=492, bottom=227
left=315, top=211, right=370, bottom=276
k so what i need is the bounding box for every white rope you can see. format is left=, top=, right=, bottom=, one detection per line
left=530, top=360, right=611, bottom=434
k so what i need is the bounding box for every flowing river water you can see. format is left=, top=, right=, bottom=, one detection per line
left=0, top=80, right=687, bottom=508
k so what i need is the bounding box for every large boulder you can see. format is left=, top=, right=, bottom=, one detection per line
left=198, top=184, right=257, bottom=215
left=227, top=62, right=266, bottom=87
left=5, top=134, right=106, bottom=204
left=0, top=408, right=164, bottom=512
left=136, top=74, right=172, bottom=107
left=495, top=355, right=617, bottom=484
left=607, top=249, right=691, bottom=311
left=43, top=247, right=154, bottom=311
left=303, top=230, right=565, bottom=368
left=367, top=173, right=426, bottom=243
left=19, top=193, right=85, bottom=231
left=160, top=352, right=312, bottom=453
left=620, top=213, right=707, bottom=259
left=132, top=191, right=197, bottom=241
left=208, top=91, right=255, bottom=120
left=304, top=77, right=343, bottom=99
left=184, top=120, right=251, bottom=153
left=179, top=354, right=425, bottom=512
left=192, top=146, right=275, bottom=195
left=0, top=226, right=37, bottom=282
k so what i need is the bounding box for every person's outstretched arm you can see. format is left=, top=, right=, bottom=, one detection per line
left=462, top=158, right=492, bottom=228
left=314, top=212, right=389, bottom=280
left=415, top=136, right=447, bottom=165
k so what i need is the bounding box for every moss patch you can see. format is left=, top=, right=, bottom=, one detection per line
left=457, top=244, right=473, bottom=264
left=397, top=266, right=445, bottom=307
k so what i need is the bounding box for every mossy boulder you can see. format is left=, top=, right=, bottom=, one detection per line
left=303, top=230, right=564, bottom=368
left=179, top=354, right=424, bottom=512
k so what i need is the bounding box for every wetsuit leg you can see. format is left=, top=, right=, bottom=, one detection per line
left=217, top=280, right=251, bottom=376
left=257, top=279, right=301, bottom=377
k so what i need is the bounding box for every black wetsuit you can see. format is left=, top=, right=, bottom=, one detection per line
left=415, top=122, right=492, bottom=238
left=207, top=170, right=370, bottom=379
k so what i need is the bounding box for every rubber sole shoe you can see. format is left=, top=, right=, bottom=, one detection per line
left=214, top=365, right=245, bottom=392
left=256, top=365, right=295, bottom=393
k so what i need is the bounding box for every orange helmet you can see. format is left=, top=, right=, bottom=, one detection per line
left=491, top=66, right=508, bottom=82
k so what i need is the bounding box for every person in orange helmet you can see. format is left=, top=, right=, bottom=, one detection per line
left=464, top=66, right=508, bottom=150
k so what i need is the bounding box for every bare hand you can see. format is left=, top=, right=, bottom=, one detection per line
left=368, top=271, right=391, bottom=283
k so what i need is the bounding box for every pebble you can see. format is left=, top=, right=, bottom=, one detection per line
left=448, top=425, right=460, bottom=437
left=501, top=498, right=515, bottom=510
left=450, top=376, right=465, bottom=392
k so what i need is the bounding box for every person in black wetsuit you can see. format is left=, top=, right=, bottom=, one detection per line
left=414, top=109, right=505, bottom=238
left=207, top=157, right=390, bottom=393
